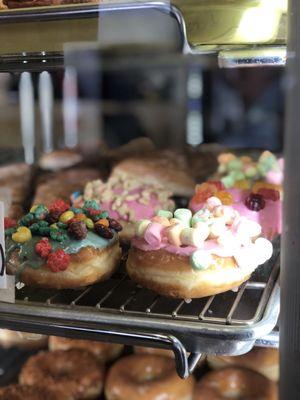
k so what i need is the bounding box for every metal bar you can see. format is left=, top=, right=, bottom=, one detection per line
left=198, top=296, right=214, bottom=320
left=226, top=283, right=247, bottom=324
left=281, top=1, right=300, bottom=398
left=96, top=276, right=127, bottom=308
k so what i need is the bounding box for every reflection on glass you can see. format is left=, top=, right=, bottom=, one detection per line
left=173, top=0, right=287, bottom=47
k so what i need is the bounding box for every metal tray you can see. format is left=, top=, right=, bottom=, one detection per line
left=0, top=0, right=286, bottom=69
left=0, top=239, right=280, bottom=378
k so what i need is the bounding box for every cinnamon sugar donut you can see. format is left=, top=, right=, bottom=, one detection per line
left=49, top=336, right=123, bottom=363
left=0, top=385, right=69, bottom=400
left=105, top=354, right=195, bottom=400
left=0, top=329, right=47, bottom=349
left=194, top=368, right=278, bottom=400
left=207, top=348, right=279, bottom=381
left=19, top=349, right=104, bottom=400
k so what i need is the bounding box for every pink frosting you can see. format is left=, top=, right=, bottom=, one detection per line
left=190, top=188, right=282, bottom=237
left=100, top=187, right=164, bottom=222
left=82, top=178, right=174, bottom=223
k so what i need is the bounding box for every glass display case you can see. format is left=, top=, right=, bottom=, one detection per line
left=0, top=0, right=291, bottom=397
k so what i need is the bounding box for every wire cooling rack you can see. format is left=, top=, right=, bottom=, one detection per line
left=0, top=238, right=280, bottom=378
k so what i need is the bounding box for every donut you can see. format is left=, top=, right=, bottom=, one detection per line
left=189, top=181, right=282, bottom=240
left=134, top=346, right=174, bottom=358
left=5, top=200, right=122, bottom=289
left=0, top=385, right=68, bottom=400
left=213, top=151, right=284, bottom=187
left=0, top=329, right=47, bottom=349
left=73, top=176, right=175, bottom=241
left=194, top=368, right=278, bottom=400
left=111, top=151, right=196, bottom=197
left=105, top=354, right=195, bottom=400
left=127, top=201, right=273, bottom=298
left=33, top=168, right=101, bottom=206
left=39, top=149, right=83, bottom=171
left=49, top=336, right=124, bottom=363
left=19, top=349, right=104, bottom=400
left=207, top=348, right=279, bottom=381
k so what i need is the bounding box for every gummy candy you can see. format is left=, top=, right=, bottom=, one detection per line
left=215, top=191, right=233, bottom=205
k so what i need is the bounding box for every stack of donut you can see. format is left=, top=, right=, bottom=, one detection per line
left=0, top=334, right=279, bottom=400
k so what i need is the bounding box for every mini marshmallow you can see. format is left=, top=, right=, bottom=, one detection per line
left=166, top=223, right=184, bottom=247
left=236, top=218, right=262, bottom=238
left=135, top=219, right=151, bottom=237
left=213, top=205, right=237, bottom=225
left=174, top=209, right=192, bottom=226
left=170, top=217, right=186, bottom=226
left=192, top=221, right=210, bottom=241
left=190, top=250, right=213, bottom=271
left=152, top=216, right=170, bottom=227
left=217, top=231, right=239, bottom=252
left=206, top=196, right=222, bottom=211
left=209, top=217, right=227, bottom=239
left=233, top=246, right=258, bottom=270
left=157, top=210, right=173, bottom=219
left=191, top=209, right=211, bottom=226
left=144, top=222, right=164, bottom=247
left=180, top=228, right=204, bottom=248
left=254, top=237, right=273, bottom=264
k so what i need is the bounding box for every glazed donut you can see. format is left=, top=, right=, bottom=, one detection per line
left=134, top=346, right=174, bottom=358
left=194, top=368, right=278, bottom=400
left=207, top=348, right=279, bottom=381
left=0, top=329, right=47, bottom=349
left=73, top=176, right=174, bottom=241
left=105, top=354, right=195, bottom=400
left=111, top=151, right=195, bottom=197
left=5, top=200, right=122, bottom=289
left=0, top=385, right=69, bottom=400
left=19, top=349, right=104, bottom=400
left=49, top=336, right=124, bottom=363
left=127, top=201, right=273, bottom=298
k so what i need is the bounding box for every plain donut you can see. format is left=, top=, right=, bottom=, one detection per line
left=194, top=368, right=278, bottom=400
left=207, top=348, right=279, bottom=381
left=105, top=354, right=195, bottom=400
left=0, top=385, right=69, bottom=400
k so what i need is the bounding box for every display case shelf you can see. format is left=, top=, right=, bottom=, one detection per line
left=0, top=239, right=280, bottom=377
left=0, top=0, right=287, bottom=68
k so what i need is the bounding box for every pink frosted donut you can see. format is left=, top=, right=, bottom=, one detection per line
left=73, top=176, right=175, bottom=241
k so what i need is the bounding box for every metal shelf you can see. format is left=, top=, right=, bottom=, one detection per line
left=0, top=239, right=280, bottom=377
left=0, top=0, right=287, bottom=69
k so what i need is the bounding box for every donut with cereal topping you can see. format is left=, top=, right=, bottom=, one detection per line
left=5, top=200, right=122, bottom=289
left=126, top=199, right=273, bottom=299
left=19, top=349, right=104, bottom=400
left=72, top=175, right=175, bottom=241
